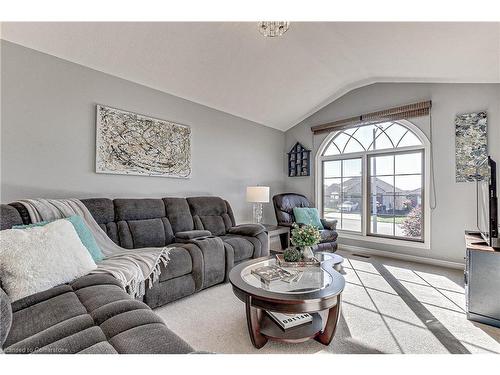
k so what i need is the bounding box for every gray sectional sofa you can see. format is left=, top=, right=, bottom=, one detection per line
left=0, top=196, right=268, bottom=354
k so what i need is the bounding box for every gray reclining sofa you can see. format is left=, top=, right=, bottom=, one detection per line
left=0, top=196, right=268, bottom=354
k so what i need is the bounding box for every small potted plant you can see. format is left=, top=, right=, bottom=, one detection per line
left=285, top=223, right=321, bottom=260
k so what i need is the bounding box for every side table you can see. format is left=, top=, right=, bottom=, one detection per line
left=262, top=224, right=290, bottom=253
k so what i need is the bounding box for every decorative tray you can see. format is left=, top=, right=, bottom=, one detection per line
left=275, top=254, right=320, bottom=268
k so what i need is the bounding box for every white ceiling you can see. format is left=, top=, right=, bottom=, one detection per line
left=2, top=22, right=499, bottom=131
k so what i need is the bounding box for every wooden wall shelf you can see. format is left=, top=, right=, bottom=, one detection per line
left=288, top=142, right=311, bottom=177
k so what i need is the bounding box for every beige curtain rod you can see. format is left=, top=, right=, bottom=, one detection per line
left=311, top=100, right=432, bottom=135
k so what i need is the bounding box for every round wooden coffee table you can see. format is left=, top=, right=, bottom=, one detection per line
left=229, top=253, right=345, bottom=349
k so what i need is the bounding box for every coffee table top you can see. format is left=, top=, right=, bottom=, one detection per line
left=229, top=252, right=345, bottom=313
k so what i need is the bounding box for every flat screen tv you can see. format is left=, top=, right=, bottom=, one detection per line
left=476, top=156, right=499, bottom=248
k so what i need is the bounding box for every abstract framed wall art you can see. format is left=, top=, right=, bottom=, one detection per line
left=96, top=105, right=191, bottom=178
left=455, top=111, right=487, bottom=182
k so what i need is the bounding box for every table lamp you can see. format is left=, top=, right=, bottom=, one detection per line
left=246, top=186, right=270, bottom=224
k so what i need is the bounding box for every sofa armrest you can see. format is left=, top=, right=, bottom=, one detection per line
left=227, top=224, right=265, bottom=237
left=321, top=219, right=338, bottom=231
left=175, top=230, right=212, bottom=241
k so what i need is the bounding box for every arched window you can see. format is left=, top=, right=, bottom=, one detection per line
left=316, top=120, right=429, bottom=243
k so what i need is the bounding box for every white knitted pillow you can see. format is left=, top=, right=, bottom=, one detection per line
left=0, top=219, right=97, bottom=302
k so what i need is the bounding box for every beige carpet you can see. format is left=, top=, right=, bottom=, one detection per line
left=155, top=250, right=500, bottom=354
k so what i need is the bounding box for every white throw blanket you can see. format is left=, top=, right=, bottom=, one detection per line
left=17, top=198, right=171, bottom=298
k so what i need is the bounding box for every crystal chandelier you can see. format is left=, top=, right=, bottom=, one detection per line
left=258, top=21, right=290, bottom=37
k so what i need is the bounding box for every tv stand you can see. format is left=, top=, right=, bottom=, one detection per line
left=464, top=232, right=500, bottom=328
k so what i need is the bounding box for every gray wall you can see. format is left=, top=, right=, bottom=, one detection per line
left=0, top=41, right=285, bottom=223
left=285, top=83, right=500, bottom=264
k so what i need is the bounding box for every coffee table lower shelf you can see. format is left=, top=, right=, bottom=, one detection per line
left=260, top=312, right=323, bottom=342
left=244, top=294, right=342, bottom=349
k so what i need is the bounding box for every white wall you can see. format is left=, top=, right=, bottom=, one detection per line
left=285, top=83, right=500, bottom=264
left=0, top=41, right=285, bottom=223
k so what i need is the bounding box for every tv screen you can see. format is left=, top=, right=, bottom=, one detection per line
left=476, top=156, right=498, bottom=246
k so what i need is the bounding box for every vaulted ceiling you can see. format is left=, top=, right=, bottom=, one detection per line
left=2, top=22, right=499, bottom=130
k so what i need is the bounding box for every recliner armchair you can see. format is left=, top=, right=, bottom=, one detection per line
left=272, top=193, right=338, bottom=252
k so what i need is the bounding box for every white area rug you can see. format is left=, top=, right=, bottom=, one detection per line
left=155, top=251, right=500, bottom=354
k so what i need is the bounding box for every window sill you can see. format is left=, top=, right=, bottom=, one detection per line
left=337, top=230, right=431, bottom=250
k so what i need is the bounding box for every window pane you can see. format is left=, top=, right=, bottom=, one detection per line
left=343, top=158, right=362, bottom=177
left=323, top=142, right=340, bottom=156
left=323, top=178, right=341, bottom=197
left=341, top=176, right=362, bottom=232
left=323, top=160, right=341, bottom=178
left=370, top=195, right=394, bottom=236
left=343, top=138, right=364, bottom=153
left=395, top=152, right=422, bottom=175
left=395, top=175, right=422, bottom=192
left=323, top=195, right=341, bottom=224
left=371, top=176, right=394, bottom=195
left=385, top=123, right=408, bottom=146
left=396, top=197, right=423, bottom=239
left=398, top=131, right=422, bottom=147
left=355, top=124, right=377, bottom=150
left=370, top=129, right=394, bottom=150
left=370, top=155, right=394, bottom=176
left=332, top=132, right=350, bottom=153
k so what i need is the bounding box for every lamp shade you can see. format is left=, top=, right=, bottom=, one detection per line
left=246, top=186, right=270, bottom=203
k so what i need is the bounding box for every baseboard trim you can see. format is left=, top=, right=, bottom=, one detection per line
left=338, top=244, right=465, bottom=270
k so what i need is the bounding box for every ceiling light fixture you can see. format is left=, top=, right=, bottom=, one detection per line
left=258, top=22, right=290, bottom=37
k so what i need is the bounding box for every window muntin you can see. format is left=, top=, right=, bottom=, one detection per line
left=319, top=121, right=425, bottom=243
left=322, top=122, right=422, bottom=156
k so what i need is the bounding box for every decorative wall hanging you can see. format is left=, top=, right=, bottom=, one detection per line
left=288, top=142, right=311, bottom=177
left=455, top=111, right=487, bottom=182
left=96, top=105, right=191, bottom=178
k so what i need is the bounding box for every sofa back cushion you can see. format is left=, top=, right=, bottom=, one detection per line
left=82, top=198, right=180, bottom=249
left=187, top=197, right=235, bottom=236
left=0, top=205, right=23, bottom=230
left=113, top=199, right=175, bottom=249
left=273, top=193, right=312, bottom=226
left=163, top=198, right=195, bottom=233
left=81, top=198, right=119, bottom=244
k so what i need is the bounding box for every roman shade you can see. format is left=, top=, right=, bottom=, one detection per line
left=311, top=100, right=432, bottom=135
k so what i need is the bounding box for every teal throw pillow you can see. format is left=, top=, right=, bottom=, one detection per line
left=13, top=215, right=104, bottom=262
left=292, top=207, right=324, bottom=229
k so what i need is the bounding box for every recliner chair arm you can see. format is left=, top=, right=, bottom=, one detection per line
left=321, top=219, right=337, bottom=231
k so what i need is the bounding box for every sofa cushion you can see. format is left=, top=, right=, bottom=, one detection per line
left=188, top=196, right=233, bottom=236
left=81, top=198, right=115, bottom=224
left=0, top=286, right=12, bottom=349
left=221, top=235, right=255, bottom=262
left=114, top=199, right=166, bottom=221
left=159, top=247, right=193, bottom=282
left=0, top=220, right=97, bottom=302
left=127, top=218, right=174, bottom=248
left=3, top=274, right=193, bottom=354
left=13, top=215, right=105, bottom=262
left=163, top=198, right=194, bottom=233
left=197, top=215, right=227, bottom=236
left=293, top=207, right=324, bottom=229
left=5, top=291, right=88, bottom=347
left=0, top=205, right=23, bottom=230
left=273, top=193, right=312, bottom=226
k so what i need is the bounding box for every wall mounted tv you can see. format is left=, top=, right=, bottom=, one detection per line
left=476, top=156, right=499, bottom=248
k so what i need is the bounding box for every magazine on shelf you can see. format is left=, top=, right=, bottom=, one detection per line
left=266, top=311, right=313, bottom=330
